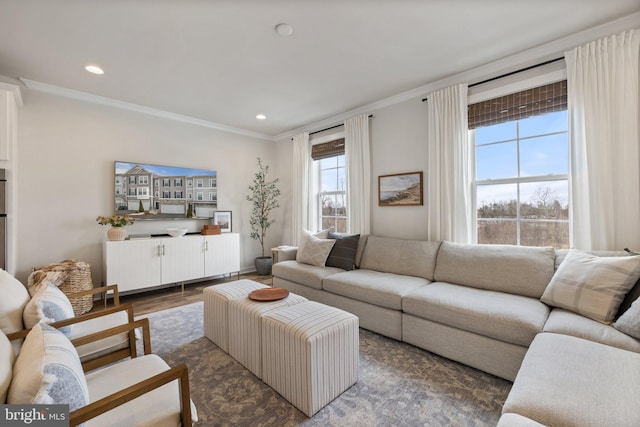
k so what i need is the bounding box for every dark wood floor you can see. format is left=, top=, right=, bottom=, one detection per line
left=93, top=273, right=273, bottom=316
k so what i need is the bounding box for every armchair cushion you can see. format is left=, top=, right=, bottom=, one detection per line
left=23, top=282, right=75, bottom=335
left=8, top=323, right=89, bottom=411
left=0, top=331, right=14, bottom=403
left=71, top=310, right=130, bottom=362
left=85, top=354, right=198, bottom=427
left=0, top=269, right=30, bottom=354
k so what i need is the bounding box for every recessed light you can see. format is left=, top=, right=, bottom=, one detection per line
left=85, top=65, right=104, bottom=75
left=275, top=23, right=293, bottom=36
left=256, top=114, right=267, bottom=120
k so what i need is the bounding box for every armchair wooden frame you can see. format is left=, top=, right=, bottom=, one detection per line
left=8, top=315, right=193, bottom=427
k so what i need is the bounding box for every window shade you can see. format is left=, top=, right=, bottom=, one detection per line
left=311, top=138, right=345, bottom=160
left=468, top=80, right=567, bottom=129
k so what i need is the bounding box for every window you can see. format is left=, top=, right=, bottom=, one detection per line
left=139, top=176, right=149, bottom=185
left=137, top=187, right=149, bottom=197
left=128, top=188, right=136, bottom=196
left=196, top=192, right=204, bottom=201
left=209, top=178, right=216, bottom=187
left=471, top=81, right=569, bottom=248
left=175, top=191, right=183, bottom=199
left=315, top=147, right=347, bottom=232
left=128, top=176, right=136, bottom=184
left=196, top=179, right=203, bottom=188
left=209, top=192, right=217, bottom=202
left=162, top=191, right=171, bottom=198
left=162, top=179, right=170, bottom=187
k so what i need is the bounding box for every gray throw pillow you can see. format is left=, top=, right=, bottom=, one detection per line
left=613, top=297, right=640, bottom=339
left=326, top=233, right=360, bottom=271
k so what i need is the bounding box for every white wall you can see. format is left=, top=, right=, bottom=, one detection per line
left=275, top=96, right=431, bottom=242
left=16, top=90, right=280, bottom=284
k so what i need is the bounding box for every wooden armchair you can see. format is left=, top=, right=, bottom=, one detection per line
left=3, top=316, right=195, bottom=427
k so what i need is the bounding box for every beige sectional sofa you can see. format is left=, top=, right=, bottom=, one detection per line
left=272, top=235, right=640, bottom=426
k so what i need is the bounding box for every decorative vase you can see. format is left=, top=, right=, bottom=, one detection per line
left=107, top=226, right=128, bottom=241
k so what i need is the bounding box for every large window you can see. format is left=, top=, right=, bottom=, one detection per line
left=317, top=155, right=347, bottom=232
left=470, top=80, right=568, bottom=248
left=473, top=109, right=569, bottom=248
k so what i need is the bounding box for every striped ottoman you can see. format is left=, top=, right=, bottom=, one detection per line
left=203, top=279, right=268, bottom=353
left=261, top=301, right=359, bottom=417
left=228, top=292, right=308, bottom=378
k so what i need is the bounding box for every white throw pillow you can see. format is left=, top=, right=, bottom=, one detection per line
left=23, top=282, right=75, bottom=336
left=8, top=323, right=89, bottom=411
left=541, top=250, right=640, bottom=324
left=296, top=227, right=334, bottom=262
left=613, top=297, right=640, bottom=339
left=297, top=234, right=336, bottom=267
left=0, top=269, right=30, bottom=355
left=0, top=331, right=14, bottom=403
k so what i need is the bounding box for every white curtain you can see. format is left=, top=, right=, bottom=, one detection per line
left=291, top=132, right=310, bottom=245
left=426, top=83, right=473, bottom=243
left=566, top=29, right=640, bottom=250
left=345, top=114, right=371, bottom=235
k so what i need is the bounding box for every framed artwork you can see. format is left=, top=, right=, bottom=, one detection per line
left=378, top=171, right=424, bottom=206
left=213, top=211, right=232, bottom=232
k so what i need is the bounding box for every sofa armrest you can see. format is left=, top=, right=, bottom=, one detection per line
left=273, top=246, right=298, bottom=263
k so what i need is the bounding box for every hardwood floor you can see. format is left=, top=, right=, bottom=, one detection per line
left=93, top=273, right=273, bottom=316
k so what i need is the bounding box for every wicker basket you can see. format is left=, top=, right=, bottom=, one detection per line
left=33, top=259, right=94, bottom=315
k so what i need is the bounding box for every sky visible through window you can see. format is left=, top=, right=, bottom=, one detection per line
left=475, top=111, right=568, bottom=208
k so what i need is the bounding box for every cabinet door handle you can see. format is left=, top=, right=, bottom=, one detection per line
left=162, top=244, right=166, bottom=256
left=205, top=241, right=209, bottom=251
left=157, top=245, right=161, bottom=256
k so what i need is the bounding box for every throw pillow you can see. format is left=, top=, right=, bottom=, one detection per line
left=8, top=323, right=89, bottom=411
left=0, top=331, right=14, bottom=403
left=27, top=270, right=65, bottom=297
left=297, top=234, right=336, bottom=267
left=23, top=281, right=75, bottom=336
left=541, top=250, right=640, bottom=324
left=325, top=232, right=360, bottom=271
left=0, top=268, right=30, bottom=355
left=296, top=227, right=334, bottom=262
left=613, top=297, right=640, bottom=339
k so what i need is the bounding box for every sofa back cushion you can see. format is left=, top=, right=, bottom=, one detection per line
left=434, top=241, right=555, bottom=298
left=359, top=236, right=441, bottom=280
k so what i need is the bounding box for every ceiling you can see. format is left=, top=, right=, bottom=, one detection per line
left=0, top=1, right=638, bottom=139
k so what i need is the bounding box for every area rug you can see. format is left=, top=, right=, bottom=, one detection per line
left=139, top=302, right=511, bottom=426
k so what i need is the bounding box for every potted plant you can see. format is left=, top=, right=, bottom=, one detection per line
left=96, top=214, right=136, bottom=241
left=246, top=158, right=280, bottom=275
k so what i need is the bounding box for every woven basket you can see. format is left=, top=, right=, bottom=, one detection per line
left=33, top=259, right=94, bottom=315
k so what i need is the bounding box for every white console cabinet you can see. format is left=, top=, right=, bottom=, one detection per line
left=103, top=233, right=240, bottom=293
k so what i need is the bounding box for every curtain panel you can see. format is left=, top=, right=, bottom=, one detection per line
left=292, top=132, right=310, bottom=246
left=566, top=29, right=640, bottom=250
left=344, top=114, right=371, bottom=235
left=426, top=83, right=473, bottom=243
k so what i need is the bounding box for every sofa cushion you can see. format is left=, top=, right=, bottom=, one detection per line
left=359, top=236, right=441, bottom=280
left=541, top=250, right=640, bottom=324
left=434, top=242, right=555, bottom=298
left=323, top=269, right=430, bottom=310
left=544, top=308, right=640, bottom=353
left=272, top=260, right=344, bottom=290
left=0, top=331, right=14, bottom=403
left=325, top=232, right=360, bottom=271
left=23, top=281, right=75, bottom=336
left=71, top=310, right=131, bottom=362
left=0, top=269, right=29, bottom=354
left=85, top=354, right=198, bottom=426
left=613, top=297, right=640, bottom=340
left=503, top=333, right=640, bottom=427
left=297, top=234, right=336, bottom=267
left=8, top=323, right=90, bottom=411
left=403, top=282, right=549, bottom=347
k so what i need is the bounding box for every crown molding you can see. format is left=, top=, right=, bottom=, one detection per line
left=274, top=11, right=640, bottom=142
left=20, top=79, right=274, bottom=141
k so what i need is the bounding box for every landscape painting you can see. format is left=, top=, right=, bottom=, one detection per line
left=378, top=172, right=423, bottom=206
